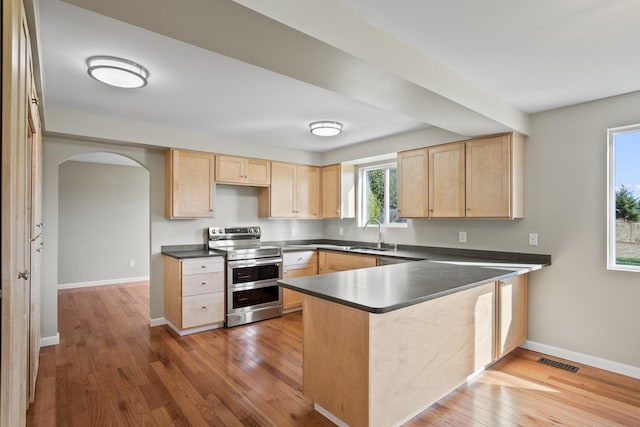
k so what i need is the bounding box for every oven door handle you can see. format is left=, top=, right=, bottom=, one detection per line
left=228, top=258, right=282, bottom=268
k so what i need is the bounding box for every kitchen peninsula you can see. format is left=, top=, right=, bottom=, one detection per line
left=279, top=251, right=549, bottom=427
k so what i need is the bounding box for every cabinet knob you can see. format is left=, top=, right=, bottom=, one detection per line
left=201, top=306, right=208, bottom=310
left=201, top=265, right=207, bottom=268
left=18, top=270, right=30, bottom=280
left=31, top=98, right=39, bottom=105
left=201, top=282, right=207, bottom=285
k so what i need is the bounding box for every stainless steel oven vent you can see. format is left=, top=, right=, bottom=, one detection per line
left=537, top=357, right=579, bottom=373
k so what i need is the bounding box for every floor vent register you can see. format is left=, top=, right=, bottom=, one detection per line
left=537, top=357, right=580, bottom=373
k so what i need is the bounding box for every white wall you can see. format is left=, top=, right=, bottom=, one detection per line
left=58, top=160, right=150, bottom=284
left=323, top=91, right=640, bottom=369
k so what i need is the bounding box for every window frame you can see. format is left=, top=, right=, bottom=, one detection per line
left=607, top=123, right=640, bottom=272
left=357, top=161, right=407, bottom=228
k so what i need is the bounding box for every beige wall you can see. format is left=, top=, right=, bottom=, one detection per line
left=41, top=137, right=323, bottom=340
left=42, top=91, right=640, bottom=370
left=58, top=161, right=150, bottom=284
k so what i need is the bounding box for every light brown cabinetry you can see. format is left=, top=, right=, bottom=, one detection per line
left=397, top=148, right=429, bottom=218
left=495, top=274, right=528, bottom=358
left=215, top=155, right=270, bottom=186
left=164, top=149, right=216, bottom=218
left=2, top=2, right=43, bottom=421
left=282, top=251, right=318, bottom=311
left=318, top=250, right=378, bottom=274
left=321, top=164, right=355, bottom=218
left=429, top=142, right=465, bottom=217
left=258, top=162, right=320, bottom=218
left=466, top=133, right=524, bottom=219
left=164, top=256, right=225, bottom=333
left=398, top=132, right=524, bottom=219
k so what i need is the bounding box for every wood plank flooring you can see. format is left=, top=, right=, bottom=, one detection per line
left=27, top=282, right=640, bottom=426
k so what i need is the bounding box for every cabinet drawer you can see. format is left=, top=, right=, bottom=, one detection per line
left=182, top=292, right=224, bottom=328
left=283, top=250, right=317, bottom=267
left=182, top=257, right=224, bottom=275
left=182, top=272, right=224, bottom=296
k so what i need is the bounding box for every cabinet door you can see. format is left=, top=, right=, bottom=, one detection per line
left=245, top=158, right=270, bottom=186
left=270, top=162, right=297, bottom=217
left=296, top=165, right=320, bottom=218
left=321, top=164, right=340, bottom=218
left=283, top=266, right=317, bottom=310
left=429, top=142, right=465, bottom=217
left=165, top=149, right=216, bottom=218
left=215, top=155, right=245, bottom=184
left=465, top=135, right=511, bottom=218
left=397, top=149, right=428, bottom=218
left=321, top=251, right=377, bottom=273
left=496, top=275, right=528, bottom=358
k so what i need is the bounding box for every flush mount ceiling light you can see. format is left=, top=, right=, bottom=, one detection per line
left=86, top=56, right=149, bottom=89
left=309, top=121, right=343, bottom=137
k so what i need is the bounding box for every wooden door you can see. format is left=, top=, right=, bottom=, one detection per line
left=321, top=164, right=340, bottom=218
left=270, top=162, right=296, bottom=217
left=397, top=148, right=428, bottom=218
left=465, top=135, right=511, bottom=218
left=429, top=142, right=465, bottom=217
left=166, top=149, right=216, bottom=218
left=27, top=56, right=42, bottom=404
left=215, top=155, right=245, bottom=184
left=1, top=2, right=32, bottom=424
left=296, top=165, right=320, bottom=218
left=245, top=158, right=270, bottom=186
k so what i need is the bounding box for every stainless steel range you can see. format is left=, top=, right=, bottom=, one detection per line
left=208, top=226, right=283, bottom=327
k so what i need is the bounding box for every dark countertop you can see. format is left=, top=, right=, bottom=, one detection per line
left=273, top=239, right=550, bottom=314
left=161, top=244, right=224, bottom=259
left=162, top=240, right=550, bottom=313
left=278, top=260, right=521, bottom=313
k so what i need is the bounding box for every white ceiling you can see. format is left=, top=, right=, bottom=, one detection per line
left=37, top=0, right=640, bottom=154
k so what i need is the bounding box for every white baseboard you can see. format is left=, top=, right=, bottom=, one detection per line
left=521, top=340, right=640, bottom=380
left=165, top=320, right=223, bottom=336
left=149, top=317, right=167, bottom=327
left=58, top=276, right=150, bottom=290
left=40, top=333, right=60, bottom=347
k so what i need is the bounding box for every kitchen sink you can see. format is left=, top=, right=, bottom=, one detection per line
left=345, top=246, right=392, bottom=252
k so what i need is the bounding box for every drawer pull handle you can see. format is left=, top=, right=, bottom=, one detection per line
left=201, top=282, right=207, bottom=285
left=201, top=265, right=207, bottom=268
left=201, top=306, right=208, bottom=310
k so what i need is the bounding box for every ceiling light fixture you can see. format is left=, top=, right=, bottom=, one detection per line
left=86, top=55, right=149, bottom=89
left=309, top=121, right=343, bottom=137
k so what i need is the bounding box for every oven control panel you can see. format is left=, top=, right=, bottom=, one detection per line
left=208, top=226, right=261, bottom=240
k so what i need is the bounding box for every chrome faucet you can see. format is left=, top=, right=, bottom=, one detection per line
left=364, top=218, right=383, bottom=249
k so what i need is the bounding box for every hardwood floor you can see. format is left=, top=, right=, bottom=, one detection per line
left=27, top=282, right=640, bottom=426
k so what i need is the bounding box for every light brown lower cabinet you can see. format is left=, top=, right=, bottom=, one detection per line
left=283, top=251, right=318, bottom=311
left=318, top=250, right=378, bottom=274
left=496, top=274, right=528, bottom=358
left=164, top=256, right=225, bottom=333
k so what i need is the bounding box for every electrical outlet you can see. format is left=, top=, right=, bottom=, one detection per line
left=529, top=233, right=538, bottom=246
left=458, top=231, right=467, bottom=243
left=129, top=259, right=135, bottom=268
left=339, top=227, right=344, bottom=236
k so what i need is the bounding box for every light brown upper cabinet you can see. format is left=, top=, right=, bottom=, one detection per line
left=258, top=162, right=320, bottom=218
left=215, top=155, right=270, bottom=186
left=398, top=132, right=524, bottom=219
left=397, top=148, right=429, bottom=218
left=429, top=142, right=466, bottom=218
left=465, top=133, right=524, bottom=219
left=321, top=164, right=355, bottom=218
left=164, top=149, right=216, bottom=218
